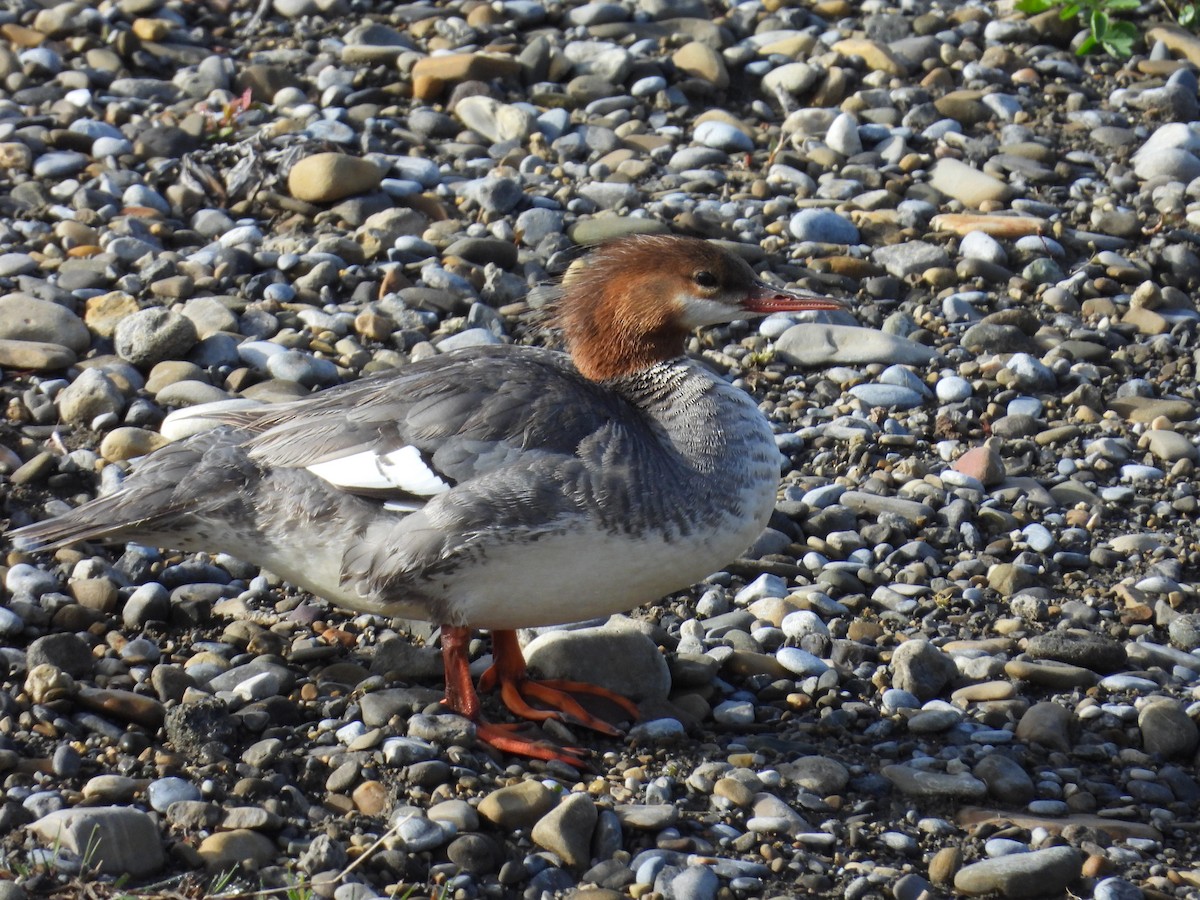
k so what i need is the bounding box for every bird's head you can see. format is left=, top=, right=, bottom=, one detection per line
left=554, top=234, right=843, bottom=381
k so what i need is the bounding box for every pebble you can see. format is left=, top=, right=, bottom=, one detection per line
left=882, top=766, right=988, bottom=801
left=776, top=324, right=938, bottom=367
left=456, top=95, right=537, bottom=142
left=197, top=829, right=277, bottom=869
left=523, top=619, right=669, bottom=702
left=392, top=812, right=447, bottom=852
left=936, top=374, right=973, bottom=402
left=531, top=793, right=596, bottom=868
left=1138, top=699, right=1199, bottom=757
left=288, top=152, right=383, bottom=203
left=873, top=241, right=950, bottom=279
left=695, top=120, right=753, bottom=153
left=1026, top=632, right=1126, bottom=673
left=930, top=158, right=1009, bottom=206
left=974, top=755, right=1035, bottom=803
left=147, top=777, right=200, bottom=812
left=478, top=781, right=558, bottom=829
left=0, top=296, right=90, bottom=352
left=959, top=230, right=1008, bottom=265
left=114, top=309, right=198, bottom=367
left=28, top=807, right=165, bottom=877
left=954, top=846, right=1082, bottom=897
left=0, top=339, right=75, bottom=371
left=789, top=209, right=859, bottom=244
left=891, top=639, right=957, bottom=700
left=1014, top=702, right=1073, bottom=752
left=55, top=368, right=125, bottom=425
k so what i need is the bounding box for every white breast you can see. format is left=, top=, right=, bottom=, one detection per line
left=437, top=504, right=771, bottom=630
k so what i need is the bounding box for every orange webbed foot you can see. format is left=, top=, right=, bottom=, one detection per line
left=439, top=626, right=639, bottom=768
left=478, top=630, right=640, bottom=735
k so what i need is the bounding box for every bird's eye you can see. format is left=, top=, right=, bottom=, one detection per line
left=693, top=270, right=718, bottom=289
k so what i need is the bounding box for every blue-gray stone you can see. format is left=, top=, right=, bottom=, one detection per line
left=147, top=777, right=201, bottom=813
left=849, top=384, right=926, bottom=409
left=34, top=151, right=89, bottom=177
left=266, top=350, right=340, bottom=387
left=694, top=120, right=753, bottom=152
left=879, top=364, right=932, bottom=397
left=662, top=865, right=719, bottom=900
left=789, top=208, right=859, bottom=244
left=936, top=375, right=972, bottom=402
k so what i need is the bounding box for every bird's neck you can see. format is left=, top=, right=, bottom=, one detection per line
left=558, top=285, right=688, bottom=381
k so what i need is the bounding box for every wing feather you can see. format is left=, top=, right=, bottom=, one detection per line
left=203, top=345, right=637, bottom=509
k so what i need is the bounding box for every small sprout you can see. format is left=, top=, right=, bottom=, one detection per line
left=1015, top=0, right=1140, bottom=58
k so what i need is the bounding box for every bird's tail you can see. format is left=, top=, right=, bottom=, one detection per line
left=8, top=427, right=255, bottom=552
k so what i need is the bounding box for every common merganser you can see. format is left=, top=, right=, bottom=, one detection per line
left=10, top=235, right=842, bottom=765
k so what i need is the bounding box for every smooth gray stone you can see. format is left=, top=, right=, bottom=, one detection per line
left=776, top=324, right=937, bottom=367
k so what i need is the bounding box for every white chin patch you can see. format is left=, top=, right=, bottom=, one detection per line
left=677, top=296, right=741, bottom=329
left=307, top=445, right=451, bottom=496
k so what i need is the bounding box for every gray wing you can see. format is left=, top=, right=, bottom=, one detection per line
left=225, top=345, right=631, bottom=478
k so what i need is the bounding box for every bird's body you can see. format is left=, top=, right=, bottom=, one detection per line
left=10, top=235, right=841, bottom=764
left=57, top=350, right=779, bottom=631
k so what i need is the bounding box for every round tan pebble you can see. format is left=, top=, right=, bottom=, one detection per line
left=82, top=774, right=139, bottom=801
left=747, top=597, right=796, bottom=627
left=929, top=845, right=962, bottom=885
left=713, top=777, right=755, bottom=808
left=478, top=780, right=557, bottom=829
left=26, top=664, right=75, bottom=704
left=1082, top=853, right=1114, bottom=878
left=145, top=360, right=205, bottom=395
left=352, top=780, right=389, bottom=816
left=354, top=309, right=395, bottom=342
left=0, top=23, right=45, bottom=48
left=99, top=426, right=169, bottom=462
left=184, top=650, right=232, bottom=673
left=0, top=142, right=33, bottom=170
left=288, top=152, right=383, bottom=203
left=131, top=18, right=171, bottom=41
left=846, top=620, right=883, bottom=642
left=197, top=829, right=277, bottom=869
left=69, top=577, right=119, bottom=612
left=84, top=291, right=141, bottom=339
left=671, top=41, right=729, bottom=89
left=465, top=4, right=499, bottom=26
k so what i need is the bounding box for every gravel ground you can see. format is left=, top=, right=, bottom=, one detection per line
left=1, top=0, right=1200, bottom=898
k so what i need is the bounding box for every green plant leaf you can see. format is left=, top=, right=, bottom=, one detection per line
left=1103, top=18, right=1138, bottom=55
left=1061, top=2, right=1082, bottom=18
left=1103, top=0, right=1140, bottom=9
left=1181, top=3, right=1197, bottom=26
left=1016, top=0, right=1057, bottom=12
left=1076, top=32, right=1100, bottom=53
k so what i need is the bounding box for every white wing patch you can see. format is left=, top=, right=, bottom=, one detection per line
left=306, top=446, right=451, bottom=497
left=160, top=398, right=265, bottom=442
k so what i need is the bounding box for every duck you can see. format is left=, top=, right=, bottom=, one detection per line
left=9, top=234, right=842, bottom=766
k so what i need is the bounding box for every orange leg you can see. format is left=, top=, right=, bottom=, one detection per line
left=478, top=630, right=641, bottom=734
left=439, top=625, right=590, bottom=768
